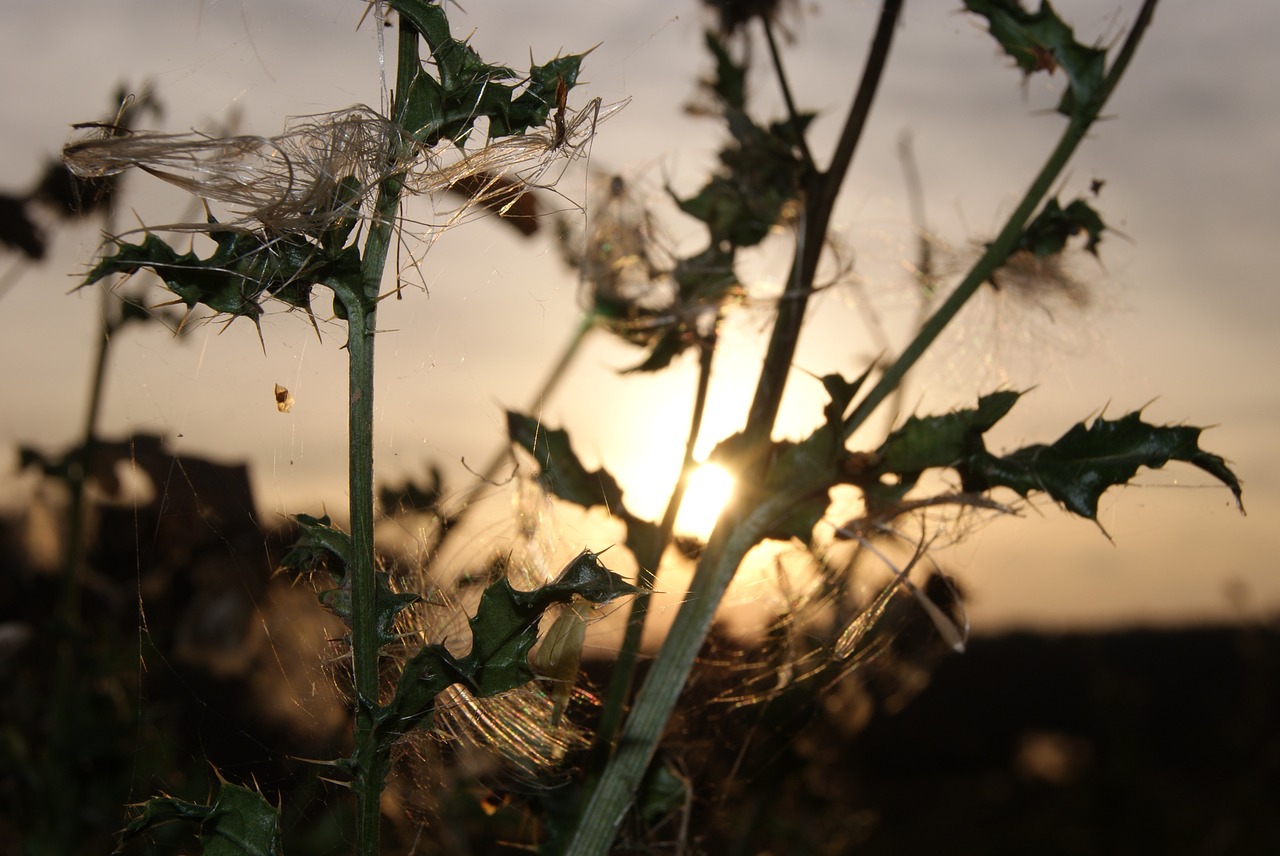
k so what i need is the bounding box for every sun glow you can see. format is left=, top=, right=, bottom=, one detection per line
left=674, top=463, right=737, bottom=540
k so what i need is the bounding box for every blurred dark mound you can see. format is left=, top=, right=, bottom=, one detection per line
left=686, top=622, right=1280, bottom=856
left=3, top=441, right=1276, bottom=853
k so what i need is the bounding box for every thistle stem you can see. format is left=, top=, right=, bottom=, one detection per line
left=46, top=287, right=113, bottom=852
left=348, top=20, right=420, bottom=856
left=566, top=4, right=904, bottom=852
left=594, top=327, right=718, bottom=756
left=740, top=0, right=903, bottom=455
left=841, top=0, right=1159, bottom=441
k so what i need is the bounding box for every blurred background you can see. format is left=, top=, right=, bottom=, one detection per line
left=2, top=0, right=1273, bottom=629
left=2, top=2, right=1278, bottom=853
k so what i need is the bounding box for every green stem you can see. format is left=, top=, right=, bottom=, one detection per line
left=565, top=490, right=793, bottom=856
left=841, top=0, right=1159, bottom=442
left=348, top=21, right=420, bottom=856
left=47, top=290, right=114, bottom=851
left=567, top=5, right=904, bottom=852
left=346, top=300, right=383, bottom=855
left=593, top=327, right=718, bottom=756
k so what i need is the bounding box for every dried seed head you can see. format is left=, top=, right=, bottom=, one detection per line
left=63, top=97, right=625, bottom=244
left=567, top=174, right=676, bottom=322
left=989, top=248, right=1091, bottom=311
left=701, top=0, right=800, bottom=36
left=409, top=98, right=626, bottom=216
left=64, top=106, right=407, bottom=237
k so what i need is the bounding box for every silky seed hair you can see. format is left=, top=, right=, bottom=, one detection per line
left=63, top=97, right=625, bottom=240
left=379, top=476, right=600, bottom=777
left=64, top=106, right=404, bottom=237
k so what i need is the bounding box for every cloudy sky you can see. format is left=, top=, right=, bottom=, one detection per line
left=2, top=0, right=1275, bottom=629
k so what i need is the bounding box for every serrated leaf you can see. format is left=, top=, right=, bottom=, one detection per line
left=853, top=391, right=1023, bottom=517
left=387, top=0, right=451, bottom=52
left=677, top=33, right=810, bottom=250
left=383, top=644, right=460, bottom=734
left=535, top=547, right=640, bottom=604
left=877, top=391, right=1021, bottom=476
left=617, top=244, right=739, bottom=374
left=202, top=783, right=282, bottom=856
left=278, top=513, right=352, bottom=579
left=622, top=327, right=689, bottom=374
left=83, top=222, right=360, bottom=324
left=703, top=30, right=747, bottom=111
left=391, top=0, right=512, bottom=92
left=507, top=411, right=663, bottom=580
left=507, top=412, right=626, bottom=511
left=496, top=53, right=589, bottom=138
left=319, top=571, right=420, bottom=646
left=17, top=445, right=61, bottom=479
left=822, top=369, right=871, bottom=429
left=677, top=142, right=800, bottom=249
left=398, top=66, right=447, bottom=143
left=390, top=0, right=587, bottom=145
left=1019, top=196, right=1106, bottom=257
left=460, top=576, right=547, bottom=691
left=384, top=550, right=637, bottom=731
left=278, top=513, right=415, bottom=641
left=744, top=367, right=876, bottom=543
left=285, top=506, right=414, bottom=639
left=964, top=0, right=1107, bottom=117
left=122, top=780, right=282, bottom=856
left=462, top=550, right=637, bottom=694
left=959, top=410, right=1245, bottom=521
left=320, top=174, right=365, bottom=251
left=123, top=794, right=216, bottom=831
left=379, top=463, right=449, bottom=515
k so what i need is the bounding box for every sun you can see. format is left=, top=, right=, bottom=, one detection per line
left=674, top=463, right=737, bottom=540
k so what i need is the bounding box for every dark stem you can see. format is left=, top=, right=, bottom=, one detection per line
left=47, top=292, right=114, bottom=851
left=762, top=18, right=816, bottom=172
left=740, top=0, right=904, bottom=457
left=593, top=326, right=718, bottom=756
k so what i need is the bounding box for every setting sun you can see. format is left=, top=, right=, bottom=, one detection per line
left=674, top=463, right=737, bottom=540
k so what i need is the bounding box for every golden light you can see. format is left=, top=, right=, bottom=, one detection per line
left=674, top=463, right=737, bottom=540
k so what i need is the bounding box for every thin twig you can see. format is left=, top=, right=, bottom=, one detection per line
left=593, top=325, right=719, bottom=756
left=762, top=17, right=816, bottom=172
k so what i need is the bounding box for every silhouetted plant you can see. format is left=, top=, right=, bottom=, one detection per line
left=40, top=1, right=1245, bottom=854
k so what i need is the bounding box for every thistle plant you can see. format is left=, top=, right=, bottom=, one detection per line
left=514, top=2, right=1244, bottom=853
left=2, top=87, right=177, bottom=855
left=51, top=1, right=1245, bottom=854
left=64, top=4, right=632, bottom=853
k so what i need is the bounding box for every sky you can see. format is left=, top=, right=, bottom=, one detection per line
left=1, top=0, right=1276, bottom=630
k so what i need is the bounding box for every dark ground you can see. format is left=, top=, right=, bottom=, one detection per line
left=699, top=623, right=1280, bottom=856
left=2, top=437, right=1276, bottom=853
